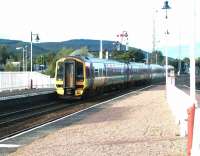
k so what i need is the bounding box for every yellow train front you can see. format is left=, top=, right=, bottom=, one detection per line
left=55, top=56, right=88, bottom=99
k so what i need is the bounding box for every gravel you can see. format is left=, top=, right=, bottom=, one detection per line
left=9, top=85, right=186, bottom=156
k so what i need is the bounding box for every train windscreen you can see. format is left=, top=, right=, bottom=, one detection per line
left=56, top=62, right=64, bottom=80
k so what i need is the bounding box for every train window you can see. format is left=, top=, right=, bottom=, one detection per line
left=99, top=68, right=101, bottom=76
left=107, top=67, right=110, bottom=76
left=56, top=62, right=64, bottom=80
left=103, top=67, right=106, bottom=76
left=91, top=66, right=95, bottom=78
left=95, top=69, right=99, bottom=77
left=76, top=62, right=83, bottom=81
left=100, top=68, right=103, bottom=76
left=109, top=68, right=112, bottom=76
left=86, top=66, right=90, bottom=78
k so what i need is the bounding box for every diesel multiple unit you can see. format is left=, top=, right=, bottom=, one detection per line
left=55, top=56, right=166, bottom=98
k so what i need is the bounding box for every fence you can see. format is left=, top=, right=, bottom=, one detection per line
left=167, top=76, right=193, bottom=137
left=0, top=72, right=55, bottom=92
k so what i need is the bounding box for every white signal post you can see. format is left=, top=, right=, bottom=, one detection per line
left=152, top=10, right=158, bottom=64
left=116, top=31, right=128, bottom=52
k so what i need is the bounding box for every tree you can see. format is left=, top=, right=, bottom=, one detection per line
left=150, top=50, right=164, bottom=65
left=70, top=47, right=94, bottom=57
left=0, top=46, right=9, bottom=65
left=168, top=58, right=178, bottom=73
left=131, top=49, right=145, bottom=62
left=183, top=57, right=190, bottom=65
left=4, top=62, right=19, bottom=71
left=45, top=59, right=57, bottom=77
left=45, top=52, right=56, bottom=66
left=182, top=57, right=190, bottom=73
left=196, top=57, right=200, bottom=66
left=56, top=48, right=74, bottom=58
left=195, top=57, right=200, bottom=75
left=45, top=48, right=74, bottom=77
left=111, top=48, right=145, bottom=63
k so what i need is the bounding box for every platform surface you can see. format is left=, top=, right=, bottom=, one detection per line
left=5, top=85, right=186, bottom=156
left=0, top=88, right=55, bottom=101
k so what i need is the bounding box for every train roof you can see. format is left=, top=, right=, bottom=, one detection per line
left=57, top=56, right=126, bottom=64
left=57, top=56, right=165, bottom=69
left=82, top=56, right=123, bottom=64
left=164, top=65, right=174, bottom=69
left=150, top=64, right=164, bottom=68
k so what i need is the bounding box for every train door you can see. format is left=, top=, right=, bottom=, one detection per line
left=64, top=61, right=75, bottom=89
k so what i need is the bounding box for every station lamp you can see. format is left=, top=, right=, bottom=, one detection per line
left=162, top=0, right=171, bottom=85
left=30, top=32, right=40, bottom=72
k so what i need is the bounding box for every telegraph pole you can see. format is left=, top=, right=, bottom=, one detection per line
left=152, top=10, right=157, bottom=64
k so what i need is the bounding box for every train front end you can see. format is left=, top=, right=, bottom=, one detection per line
left=55, top=57, right=87, bottom=98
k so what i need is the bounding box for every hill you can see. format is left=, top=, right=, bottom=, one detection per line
left=0, top=38, right=148, bottom=57
left=38, top=39, right=116, bottom=52
left=0, top=39, right=48, bottom=55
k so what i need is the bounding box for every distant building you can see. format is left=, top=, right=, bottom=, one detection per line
left=34, top=64, right=46, bottom=71
left=11, top=62, right=20, bottom=71
left=5, top=59, right=21, bottom=71
left=11, top=62, right=20, bottom=66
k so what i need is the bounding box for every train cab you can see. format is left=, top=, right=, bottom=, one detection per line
left=55, top=57, right=86, bottom=98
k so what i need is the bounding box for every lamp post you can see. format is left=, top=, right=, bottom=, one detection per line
left=152, top=10, right=158, bottom=64
left=30, top=31, right=40, bottom=72
left=162, top=0, right=171, bottom=86
left=99, top=40, right=103, bottom=59
left=16, top=47, right=25, bottom=71
left=24, top=45, right=28, bottom=71
left=40, top=55, right=45, bottom=70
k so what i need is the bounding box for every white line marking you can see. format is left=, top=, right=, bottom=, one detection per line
left=0, top=144, right=21, bottom=148
left=0, top=85, right=153, bottom=143
left=183, top=85, right=190, bottom=89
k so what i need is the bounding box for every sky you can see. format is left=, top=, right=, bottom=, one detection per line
left=0, top=0, right=200, bottom=58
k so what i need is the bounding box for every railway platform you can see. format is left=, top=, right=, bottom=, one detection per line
left=0, top=88, right=55, bottom=101
left=1, top=85, right=186, bottom=156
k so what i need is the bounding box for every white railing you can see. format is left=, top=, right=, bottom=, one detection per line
left=167, top=76, right=193, bottom=137
left=0, top=72, right=55, bottom=92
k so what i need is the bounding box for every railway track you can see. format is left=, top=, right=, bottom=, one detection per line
left=0, top=99, right=79, bottom=140
left=0, top=84, right=155, bottom=141
left=0, top=101, right=70, bottom=127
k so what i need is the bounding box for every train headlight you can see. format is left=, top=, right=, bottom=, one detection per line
left=75, top=89, right=83, bottom=96
left=56, top=84, right=63, bottom=88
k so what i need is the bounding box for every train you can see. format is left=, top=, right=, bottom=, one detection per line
left=55, top=56, right=167, bottom=99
